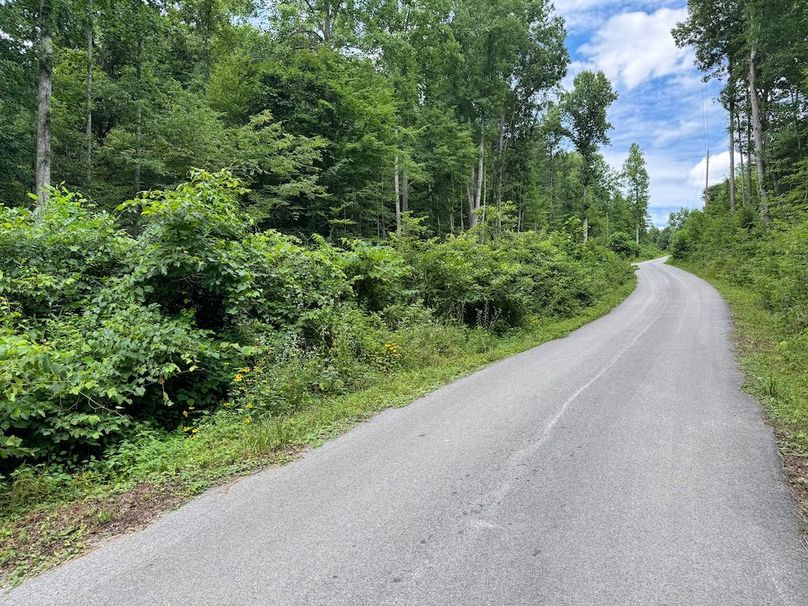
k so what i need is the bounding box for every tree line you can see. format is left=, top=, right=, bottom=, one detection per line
left=0, top=0, right=652, bottom=244
left=668, top=0, right=806, bottom=345
left=673, top=0, right=807, bottom=221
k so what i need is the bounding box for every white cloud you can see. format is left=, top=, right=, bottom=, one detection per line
left=557, top=2, right=733, bottom=224
left=579, top=8, right=692, bottom=90
left=687, top=150, right=736, bottom=189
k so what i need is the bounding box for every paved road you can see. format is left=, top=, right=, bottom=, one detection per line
left=5, top=259, right=808, bottom=605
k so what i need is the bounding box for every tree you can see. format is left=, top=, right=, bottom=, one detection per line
left=622, top=143, right=650, bottom=245
left=561, top=70, right=617, bottom=242
left=673, top=0, right=744, bottom=213
left=35, top=0, right=54, bottom=208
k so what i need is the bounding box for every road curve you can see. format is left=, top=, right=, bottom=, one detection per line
left=4, top=259, right=808, bottom=605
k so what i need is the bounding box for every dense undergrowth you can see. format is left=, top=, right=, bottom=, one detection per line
left=0, top=170, right=634, bottom=581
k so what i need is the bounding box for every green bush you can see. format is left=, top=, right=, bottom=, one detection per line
left=608, top=231, right=640, bottom=258
left=671, top=206, right=807, bottom=334
left=0, top=189, right=132, bottom=316
left=0, top=171, right=632, bottom=473
left=404, top=229, right=629, bottom=326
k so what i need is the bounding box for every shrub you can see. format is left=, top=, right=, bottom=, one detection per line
left=0, top=298, right=224, bottom=465
left=0, top=189, right=132, bottom=316
left=608, top=231, right=640, bottom=258
left=0, top=172, right=632, bottom=473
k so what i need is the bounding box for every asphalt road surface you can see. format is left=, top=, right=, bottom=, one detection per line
left=5, top=259, right=808, bottom=605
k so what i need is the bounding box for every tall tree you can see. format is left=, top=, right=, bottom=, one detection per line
left=622, top=143, right=650, bottom=245
left=561, top=70, right=617, bottom=242
left=674, top=0, right=744, bottom=213
left=35, top=0, right=54, bottom=207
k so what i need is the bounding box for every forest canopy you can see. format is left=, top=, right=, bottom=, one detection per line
left=0, top=0, right=651, bottom=242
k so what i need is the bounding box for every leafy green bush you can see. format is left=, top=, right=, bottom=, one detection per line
left=608, top=231, right=640, bottom=258
left=0, top=171, right=632, bottom=473
left=404, top=228, right=629, bottom=326
left=671, top=207, right=807, bottom=334
left=0, top=189, right=132, bottom=316
left=332, top=238, right=414, bottom=312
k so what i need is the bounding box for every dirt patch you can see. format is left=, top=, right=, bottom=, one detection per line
left=780, top=443, right=808, bottom=534
left=0, top=446, right=306, bottom=588
left=0, top=482, right=188, bottom=587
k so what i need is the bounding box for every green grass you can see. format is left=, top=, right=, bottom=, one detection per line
left=671, top=260, right=808, bottom=527
left=0, top=275, right=637, bottom=586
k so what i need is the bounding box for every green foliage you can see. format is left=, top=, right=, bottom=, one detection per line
left=0, top=172, right=633, bottom=472
left=608, top=231, right=641, bottom=258
left=670, top=204, right=807, bottom=335
left=0, top=190, right=131, bottom=316
left=403, top=228, right=630, bottom=327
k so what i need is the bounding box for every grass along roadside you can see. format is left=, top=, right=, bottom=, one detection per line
left=671, top=260, right=808, bottom=531
left=0, top=275, right=637, bottom=587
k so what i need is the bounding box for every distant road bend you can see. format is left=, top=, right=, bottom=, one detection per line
left=5, top=258, right=808, bottom=605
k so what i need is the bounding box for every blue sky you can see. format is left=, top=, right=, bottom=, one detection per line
left=554, top=0, right=730, bottom=226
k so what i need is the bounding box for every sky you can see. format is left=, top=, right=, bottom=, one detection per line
left=554, top=0, right=729, bottom=227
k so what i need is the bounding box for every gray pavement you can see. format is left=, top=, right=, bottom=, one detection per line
left=4, top=258, right=808, bottom=605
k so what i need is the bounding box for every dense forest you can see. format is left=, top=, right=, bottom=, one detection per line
left=0, top=0, right=649, bottom=480
left=0, top=0, right=655, bottom=242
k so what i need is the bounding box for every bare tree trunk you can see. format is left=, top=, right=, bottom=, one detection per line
left=635, top=223, right=640, bottom=246
left=85, top=0, right=93, bottom=189
left=394, top=155, right=401, bottom=235
left=744, top=97, right=755, bottom=206
left=474, top=128, right=484, bottom=214
left=582, top=183, right=589, bottom=243
left=736, top=110, right=748, bottom=208
left=748, top=49, right=768, bottom=219
left=495, top=114, right=505, bottom=206
left=466, top=182, right=476, bottom=228
left=35, top=0, right=53, bottom=209
left=401, top=164, right=409, bottom=213
left=134, top=36, right=143, bottom=194
left=728, top=97, right=736, bottom=212
left=482, top=160, right=487, bottom=225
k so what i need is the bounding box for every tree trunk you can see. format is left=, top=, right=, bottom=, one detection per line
left=35, top=0, right=53, bottom=209
left=134, top=35, right=143, bottom=194
left=728, top=96, right=736, bottom=212
left=466, top=182, right=476, bottom=228
left=401, top=164, right=409, bottom=213
left=748, top=48, right=768, bottom=219
left=85, top=0, right=93, bottom=189
left=635, top=222, right=639, bottom=246
left=394, top=155, right=401, bottom=235
left=736, top=109, right=748, bottom=208
left=474, top=128, right=484, bottom=216
left=582, top=183, right=589, bottom=243
left=495, top=114, right=505, bottom=206
left=745, top=96, right=755, bottom=207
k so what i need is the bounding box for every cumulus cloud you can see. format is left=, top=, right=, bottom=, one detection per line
left=579, top=8, right=692, bottom=89
left=687, top=150, right=736, bottom=189
left=555, top=2, right=731, bottom=224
